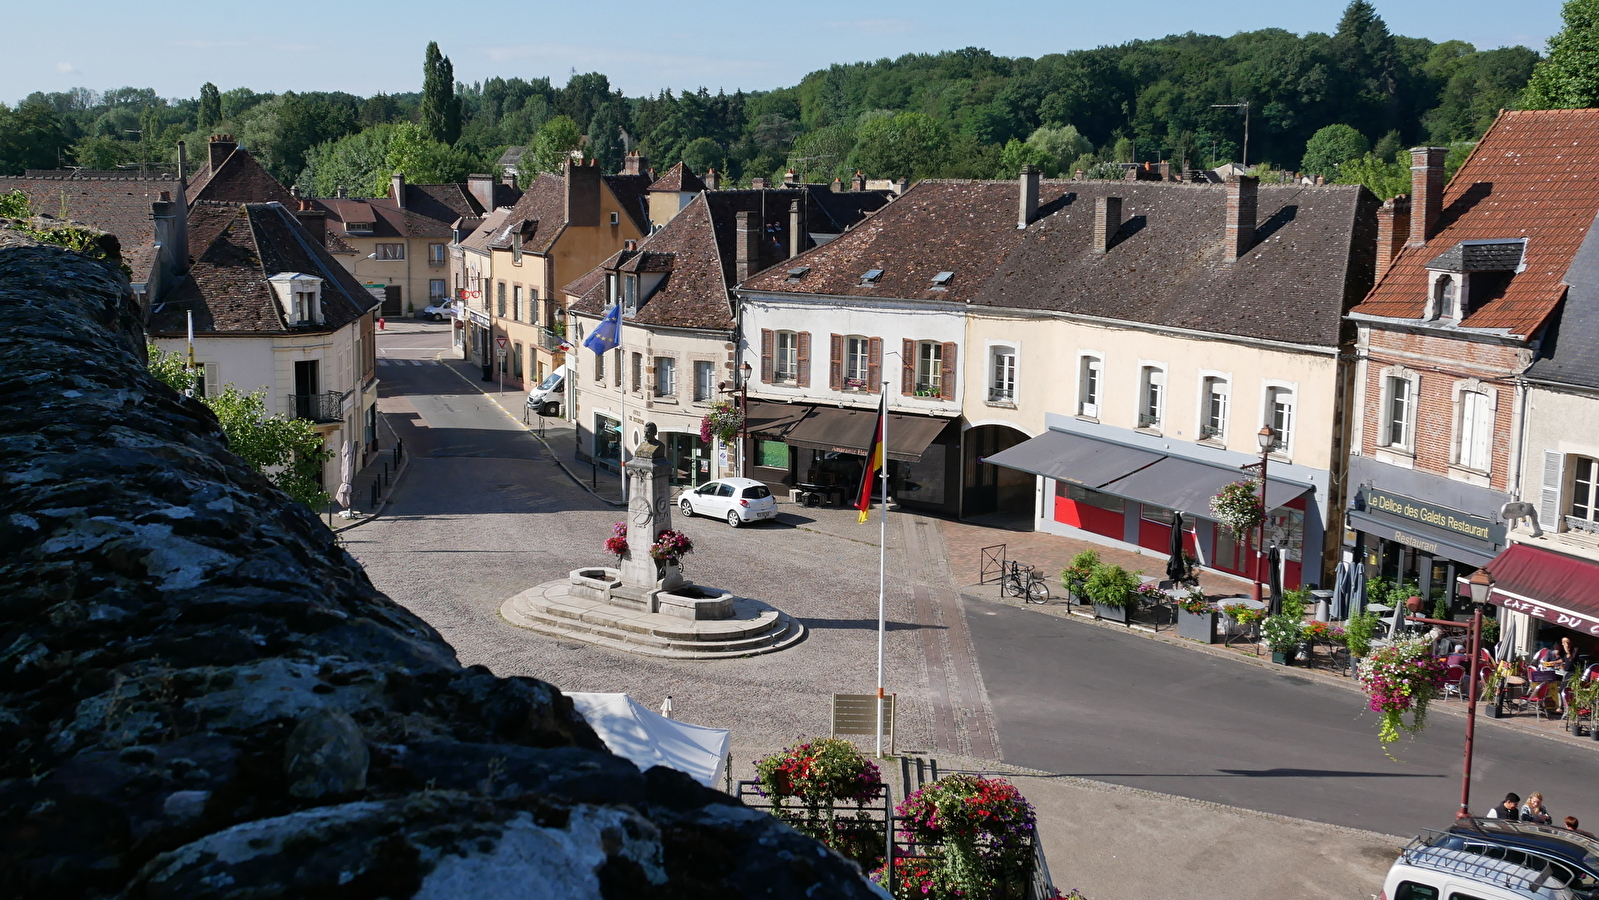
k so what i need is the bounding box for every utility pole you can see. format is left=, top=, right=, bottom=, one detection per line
left=1210, top=102, right=1251, bottom=168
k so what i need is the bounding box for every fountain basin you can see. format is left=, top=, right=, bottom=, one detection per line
left=569, top=567, right=620, bottom=603
left=656, top=584, right=736, bottom=620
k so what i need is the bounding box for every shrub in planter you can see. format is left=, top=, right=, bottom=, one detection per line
left=1083, top=564, right=1139, bottom=609
left=1177, top=589, right=1217, bottom=643
left=1261, top=614, right=1303, bottom=661
left=1177, top=589, right=1213, bottom=615
left=755, top=737, right=886, bottom=869
left=1060, top=549, right=1100, bottom=600
left=1359, top=635, right=1448, bottom=751
left=883, top=774, right=1037, bottom=900
left=1302, top=620, right=1345, bottom=645
left=1344, top=611, right=1379, bottom=660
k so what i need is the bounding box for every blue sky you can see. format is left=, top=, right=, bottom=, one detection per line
left=4, top=0, right=1559, bottom=104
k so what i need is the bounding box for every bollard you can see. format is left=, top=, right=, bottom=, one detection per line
left=370, top=481, right=378, bottom=509
left=915, top=757, right=925, bottom=789
left=378, top=317, right=385, bottom=331
left=382, top=463, right=388, bottom=489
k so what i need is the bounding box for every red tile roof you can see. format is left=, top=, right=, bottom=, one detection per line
left=0, top=173, right=177, bottom=281
left=1352, top=108, right=1599, bottom=337
left=648, top=162, right=706, bottom=194
left=186, top=145, right=294, bottom=207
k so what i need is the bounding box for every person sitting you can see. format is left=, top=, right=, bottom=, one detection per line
left=1445, top=645, right=1471, bottom=669
left=1487, top=792, right=1524, bottom=820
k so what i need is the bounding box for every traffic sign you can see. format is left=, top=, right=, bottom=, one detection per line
left=495, top=348, right=507, bottom=359
left=496, top=336, right=508, bottom=350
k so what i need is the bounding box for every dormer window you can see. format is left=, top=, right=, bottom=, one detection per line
left=346, top=221, right=374, bottom=234
left=623, top=274, right=638, bottom=316
left=860, top=268, right=883, bottom=285
left=268, top=273, right=323, bottom=327
left=1434, top=274, right=1457, bottom=320
left=293, top=290, right=316, bottom=324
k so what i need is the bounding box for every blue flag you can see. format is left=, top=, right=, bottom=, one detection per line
left=583, top=304, right=621, bottom=354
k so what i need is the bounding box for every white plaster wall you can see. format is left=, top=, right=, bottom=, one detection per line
left=1512, top=385, right=1599, bottom=565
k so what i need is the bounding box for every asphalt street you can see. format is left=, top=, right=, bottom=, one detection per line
left=967, top=598, right=1597, bottom=837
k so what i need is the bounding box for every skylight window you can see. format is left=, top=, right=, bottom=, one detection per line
left=931, top=271, right=954, bottom=288
left=786, top=266, right=811, bottom=283
left=860, top=268, right=884, bottom=285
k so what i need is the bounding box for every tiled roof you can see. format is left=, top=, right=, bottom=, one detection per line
left=186, top=145, right=294, bottom=207
left=148, top=201, right=378, bottom=337
left=313, top=196, right=455, bottom=240
left=405, top=183, right=482, bottom=221
left=802, top=184, right=892, bottom=233
left=1426, top=239, right=1526, bottom=273
left=461, top=207, right=512, bottom=255
left=1528, top=216, right=1599, bottom=390
left=0, top=173, right=177, bottom=281
left=970, top=182, right=1376, bottom=346
left=604, top=173, right=653, bottom=234
left=487, top=175, right=567, bottom=253
left=497, top=146, right=525, bottom=167
left=1351, top=109, right=1599, bottom=337
left=648, top=162, right=706, bottom=194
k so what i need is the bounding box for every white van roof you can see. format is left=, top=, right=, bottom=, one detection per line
left=1394, top=846, right=1575, bottom=899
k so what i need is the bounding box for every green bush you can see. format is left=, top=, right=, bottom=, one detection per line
left=1345, top=611, right=1380, bottom=659
left=1084, top=564, right=1139, bottom=609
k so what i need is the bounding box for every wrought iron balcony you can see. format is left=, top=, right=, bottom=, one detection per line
left=536, top=326, right=568, bottom=352
left=289, top=391, right=343, bottom=423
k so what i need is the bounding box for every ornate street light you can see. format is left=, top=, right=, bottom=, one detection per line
left=1252, top=425, right=1274, bottom=605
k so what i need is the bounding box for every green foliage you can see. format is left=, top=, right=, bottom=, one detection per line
left=0, top=101, right=72, bottom=175
left=197, top=82, right=221, bottom=132
left=72, top=135, right=129, bottom=169
left=1023, top=124, right=1093, bottom=175
left=1083, top=564, right=1139, bottom=609
left=1345, top=611, right=1380, bottom=658
left=299, top=125, right=399, bottom=197
left=999, top=139, right=1052, bottom=177
left=1061, top=548, right=1100, bottom=591
left=1523, top=0, right=1599, bottom=109
left=1301, top=124, right=1370, bottom=176
left=0, top=189, right=29, bottom=218
left=525, top=115, right=582, bottom=177
left=418, top=41, right=462, bottom=145
left=1279, top=588, right=1309, bottom=622
left=145, top=342, right=197, bottom=393
left=681, top=137, right=721, bottom=176
left=788, top=123, right=856, bottom=182
left=586, top=104, right=627, bottom=174
left=849, top=111, right=950, bottom=180
left=1261, top=613, right=1304, bottom=653
left=1334, top=152, right=1410, bottom=198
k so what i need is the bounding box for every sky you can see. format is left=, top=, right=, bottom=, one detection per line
left=3, top=0, right=1561, bottom=104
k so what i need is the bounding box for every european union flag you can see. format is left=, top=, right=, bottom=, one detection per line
left=583, top=304, right=621, bottom=354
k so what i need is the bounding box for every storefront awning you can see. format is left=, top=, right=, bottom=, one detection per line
left=744, top=401, right=812, bottom=440
left=983, top=429, right=1160, bottom=487
left=1482, top=543, right=1599, bottom=637
left=783, top=406, right=951, bottom=462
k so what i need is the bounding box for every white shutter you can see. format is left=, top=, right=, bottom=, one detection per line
left=1539, top=450, right=1565, bottom=530
left=1468, top=392, right=1491, bottom=471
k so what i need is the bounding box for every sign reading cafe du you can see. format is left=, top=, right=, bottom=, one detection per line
left=1365, top=488, right=1500, bottom=543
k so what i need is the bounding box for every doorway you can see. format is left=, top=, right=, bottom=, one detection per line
left=665, top=432, right=708, bottom=487
left=962, top=424, right=1033, bottom=522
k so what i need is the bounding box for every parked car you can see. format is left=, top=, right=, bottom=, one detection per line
left=676, top=478, right=777, bottom=527
left=1382, top=844, right=1576, bottom=900
left=422, top=300, right=457, bottom=321
left=524, top=365, right=568, bottom=416
left=1423, top=818, right=1599, bottom=898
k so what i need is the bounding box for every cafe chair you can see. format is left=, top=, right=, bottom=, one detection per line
left=1441, top=665, right=1466, bottom=701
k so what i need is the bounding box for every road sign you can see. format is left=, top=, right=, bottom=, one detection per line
left=495, top=336, right=508, bottom=350
left=495, top=348, right=507, bottom=359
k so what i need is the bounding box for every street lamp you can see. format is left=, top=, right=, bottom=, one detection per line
left=717, top=360, right=754, bottom=478
left=1251, top=425, right=1275, bottom=606
left=1459, top=569, right=1493, bottom=819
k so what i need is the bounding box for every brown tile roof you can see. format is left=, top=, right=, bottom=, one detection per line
left=972, top=181, right=1376, bottom=346
left=648, top=162, right=706, bottom=194
left=147, top=201, right=378, bottom=337
left=0, top=173, right=178, bottom=281
left=186, top=145, right=294, bottom=207
left=488, top=175, right=568, bottom=253
left=405, top=183, right=482, bottom=221
left=313, top=196, right=456, bottom=240
left=1351, top=109, right=1599, bottom=337
left=567, top=196, right=732, bottom=330
left=461, top=207, right=513, bottom=254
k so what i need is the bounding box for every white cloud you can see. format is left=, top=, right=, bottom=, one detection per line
left=56, top=62, right=75, bottom=74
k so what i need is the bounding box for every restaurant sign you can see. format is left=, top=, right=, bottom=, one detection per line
left=1364, top=488, right=1503, bottom=544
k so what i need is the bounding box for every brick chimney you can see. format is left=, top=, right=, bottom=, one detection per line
left=789, top=200, right=804, bottom=259
left=782, top=168, right=797, bottom=185
left=852, top=171, right=867, bottom=192
left=1091, top=196, right=1122, bottom=254
left=622, top=151, right=647, bottom=176
left=1158, top=160, right=1171, bottom=182
left=1226, top=175, right=1258, bottom=261
left=735, top=210, right=760, bottom=283
left=1407, top=146, right=1447, bottom=247
left=831, top=176, right=844, bottom=193
left=391, top=172, right=406, bottom=209
left=208, top=135, right=236, bottom=171
left=564, top=159, right=600, bottom=226
left=1375, top=195, right=1411, bottom=280
left=293, top=200, right=327, bottom=244
left=703, top=168, right=719, bottom=190
left=336, top=185, right=347, bottom=199
left=1018, top=165, right=1040, bottom=229
left=893, top=177, right=908, bottom=195
left=751, top=177, right=770, bottom=190
left=466, top=173, right=495, bottom=212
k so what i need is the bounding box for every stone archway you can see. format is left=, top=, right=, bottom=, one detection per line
left=961, top=424, right=1033, bottom=522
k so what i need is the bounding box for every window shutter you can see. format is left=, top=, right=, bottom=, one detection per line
left=829, top=333, right=843, bottom=391
left=901, top=339, right=916, bottom=395
left=760, top=329, right=773, bottom=384
left=796, top=331, right=811, bottom=387
left=867, top=337, right=883, bottom=393
left=940, top=341, right=957, bottom=400
left=1540, top=450, right=1565, bottom=530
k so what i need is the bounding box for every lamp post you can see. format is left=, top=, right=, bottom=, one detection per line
left=1251, top=425, right=1274, bottom=605
left=717, top=361, right=753, bottom=478
left=1460, top=569, right=1492, bottom=819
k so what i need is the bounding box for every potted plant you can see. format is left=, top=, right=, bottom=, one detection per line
left=1262, top=613, right=1303, bottom=665
left=755, top=738, right=886, bottom=871
left=604, top=522, right=628, bottom=561
left=698, top=400, right=743, bottom=445
left=648, top=528, right=693, bottom=577
left=1176, top=588, right=1218, bottom=643
left=1344, top=611, right=1378, bottom=674
left=1359, top=635, right=1448, bottom=753
left=1060, top=549, right=1100, bottom=604
left=1084, top=564, right=1139, bottom=624
left=1222, top=603, right=1264, bottom=641
left=886, top=774, right=1037, bottom=900
left=1209, top=480, right=1264, bottom=540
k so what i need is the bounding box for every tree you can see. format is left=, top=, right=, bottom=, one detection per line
left=848, top=111, right=950, bottom=180
left=266, top=92, right=358, bottom=184
left=1301, top=124, right=1369, bottom=176
left=71, top=135, right=129, bottom=170
left=681, top=137, right=720, bottom=176
left=299, top=125, right=397, bottom=197
left=1333, top=152, right=1410, bottom=199
left=0, top=101, right=72, bottom=175
left=383, top=122, right=481, bottom=187
left=1023, top=124, right=1092, bottom=175
left=418, top=41, right=461, bottom=145
left=525, top=115, right=582, bottom=177
left=586, top=103, right=626, bottom=174
left=359, top=93, right=401, bottom=127
left=197, top=82, right=221, bottom=131
left=788, top=123, right=856, bottom=182
left=1523, top=0, right=1599, bottom=109
left=146, top=345, right=332, bottom=508
left=999, top=139, right=1052, bottom=176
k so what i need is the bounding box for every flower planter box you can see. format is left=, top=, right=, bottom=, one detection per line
left=1177, top=608, right=1218, bottom=643
left=1271, top=650, right=1295, bottom=666
left=1093, top=601, right=1132, bottom=624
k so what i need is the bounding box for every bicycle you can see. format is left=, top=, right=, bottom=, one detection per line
left=1003, top=560, right=1051, bottom=604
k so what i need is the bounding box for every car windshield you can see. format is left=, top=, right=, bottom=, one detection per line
left=742, top=486, right=771, bottom=500
left=537, top=371, right=562, bottom=390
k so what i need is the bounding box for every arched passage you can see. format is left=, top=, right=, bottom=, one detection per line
left=962, top=424, right=1034, bottom=523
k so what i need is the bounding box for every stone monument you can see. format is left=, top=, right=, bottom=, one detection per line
left=612, top=423, right=684, bottom=607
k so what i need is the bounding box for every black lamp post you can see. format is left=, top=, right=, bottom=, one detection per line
left=1251, top=425, right=1274, bottom=605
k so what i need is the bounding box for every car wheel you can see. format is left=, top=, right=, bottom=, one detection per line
left=726, top=510, right=741, bottom=528
left=541, top=401, right=560, bottom=416
left=680, top=498, right=694, bottom=517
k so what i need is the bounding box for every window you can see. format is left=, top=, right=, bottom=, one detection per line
left=496, top=282, right=506, bottom=317
left=630, top=352, right=642, bottom=392
left=655, top=357, right=676, bottom=397
left=1201, top=376, right=1229, bottom=440
left=915, top=341, right=943, bottom=395
left=989, top=345, right=1016, bottom=402
left=376, top=243, right=404, bottom=260
left=594, top=413, right=621, bottom=462
left=1266, top=386, right=1294, bottom=452
left=292, top=290, right=316, bottom=324
left=613, top=348, right=622, bottom=386
left=512, top=285, right=522, bottom=322
left=610, top=211, right=620, bottom=226
left=758, top=440, right=789, bottom=469
left=845, top=336, right=870, bottom=389
left=511, top=232, right=523, bottom=264
left=774, top=331, right=798, bottom=382
left=1139, top=366, right=1165, bottom=429
left=1077, top=355, right=1102, bottom=417
left=1572, top=457, right=1599, bottom=525
left=1384, top=376, right=1412, bottom=448
left=429, top=243, right=446, bottom=265
left=1391, top=882, right=1439, bottom=900
left=429, top=279, right=446, bottom=301
left=594, top=348, right=605, bottom=382
left=694, top=360, right=715, bottom=401
left=623, top=275, right=638, bottom=315
left=1434, top=274, right=1457, bottom=320
left=1457, top=390, right=1491, bottom=471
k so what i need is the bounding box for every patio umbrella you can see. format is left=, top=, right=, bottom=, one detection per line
left=1351, top=563, right=1367, bottom=619
left=1267, top=544, right=1283, bottom=615
left=1495, top=613, right=1520, bottom=663
left=1389, top=590, right=1405, bottom=637
left=1331, top=560, right=1352, bottom=621
left=335, top=440, right=355, bottom=511
left=1165, top=512, right=1187, bottom=586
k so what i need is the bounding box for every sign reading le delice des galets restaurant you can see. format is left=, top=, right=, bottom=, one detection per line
left=1365, top=488, right=1501, bottom=543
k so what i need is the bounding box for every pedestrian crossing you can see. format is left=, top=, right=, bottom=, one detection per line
left=377, top=358, right=440, bottom=366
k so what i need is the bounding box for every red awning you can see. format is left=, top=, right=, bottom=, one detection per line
left=1481, top=543, right=1599, bottom=637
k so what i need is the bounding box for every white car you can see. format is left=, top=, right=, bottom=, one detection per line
left=677, top=478, right=778, bottom=527
left=422, top=300, right=457, bottom=321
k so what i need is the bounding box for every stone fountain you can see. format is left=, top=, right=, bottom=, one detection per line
left=501, top=424, right=805, bottom=658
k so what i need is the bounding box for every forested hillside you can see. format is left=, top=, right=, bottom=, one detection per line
left=0, top=2, right=1563, bottom=199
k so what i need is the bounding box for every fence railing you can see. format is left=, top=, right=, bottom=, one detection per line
left=287, top=391, right=343, bottom=423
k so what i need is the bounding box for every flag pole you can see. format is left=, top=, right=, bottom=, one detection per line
left=876, top=388, right=888, bottom=758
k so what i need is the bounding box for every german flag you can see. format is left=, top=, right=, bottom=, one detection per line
left=856, top=395, right=886, bottom=523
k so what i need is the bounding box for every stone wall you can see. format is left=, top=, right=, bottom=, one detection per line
left=0, top=230, right=880, bottom=898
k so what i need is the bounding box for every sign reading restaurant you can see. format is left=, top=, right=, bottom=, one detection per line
left=1364, top=488, right=1501, bottom=543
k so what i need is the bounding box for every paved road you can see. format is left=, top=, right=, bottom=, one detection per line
left=967, top=598, right=1597, bottom=837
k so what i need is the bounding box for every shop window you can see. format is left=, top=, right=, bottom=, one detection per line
left=1138, top=366, right=1165, bottom=430
left=1078, top=354, right=1102, bottom=417
left=1201, top=376, right=1228, bottom=440
left=594, top=414, right=621, bottom=462
left=1059, top=481, right=1125, bottom=513
left=989, top=345, right=1016, bottom=403
left=655, top=357, right=676, bottom=397
left=1456, top=390, right=1492, bottom=471
left=694, top=360, right=715, bottom=401
left=1266, top=386, right=1294, bottom=453
left=774, top=331, right=798, bottom=383
left=758, top=440, right=789, bottom=469
left=845, top=335, right=870, bottom=389
left=915, top=341, right=943, bottom=395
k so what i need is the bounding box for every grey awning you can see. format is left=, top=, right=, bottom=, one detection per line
left=745, top=401, right=812, bottom=439
left=1100, top=455, right=1312, bottom=518
left=983, top=430, right=1161, bottom=487
left=784, top=406, right=951, bottom=462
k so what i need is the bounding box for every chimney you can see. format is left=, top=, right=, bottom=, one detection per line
left=703, top=168, right=719, bottom=190
left=1375, top=195, right=1411, bottom=280
left=783, top=168, right=798, bottom=185
left=893, top=177, right=908, bottom=195
left=293, top=200, right=327, bottom=244
left=336, top=185, right=347, bottom=199
left=391, top=172, right=406, bottom=208
left=622, top=151, right=649, bottom=176
left=789, top=200, right=804, bottom=259
left=466, top=173, right=496, bottom=212
left=831, top=176, right=844, bottom=193
left=1018, top=165, right=1040, bottom=229
left=564, top=159, right=600, bottom=226
left=177, top=140, right=187, bottom=186
left=852, top=170, right=866, bottom=192
left=1226, top=175, right=1258, bottom=261
left=1091, top=196, right=1122, bottom=254
left=751, top=176, right=770, bottom=190
left=1158, top=160, right=1171, bottom=182
left=208, top=134, right=236, bottom=171
left=1407, top=146, right=1447, bottom=247
left=150, top=191, right=188, bottom=284
left=735, top=210, right=760, bottom=283
left=623, top=239, right=638, bottom=252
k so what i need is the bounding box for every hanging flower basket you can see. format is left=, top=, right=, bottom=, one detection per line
left=603, top=522, right=628, bottom=560
left=648, top=529, right=694, bottom=567
left=1210, top=480, right=1264, bottom=540
left=1359, top=635, right=1448, bottom=751
left=699, top=400, right=743, bottom=445
left=884, top=774, right=1038, bottom=900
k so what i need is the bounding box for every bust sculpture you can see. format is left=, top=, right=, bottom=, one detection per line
left=634, top=422, right=665, bottom=459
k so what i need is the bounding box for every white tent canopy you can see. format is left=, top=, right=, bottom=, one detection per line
left=564, top=692, right=730, bottom=788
